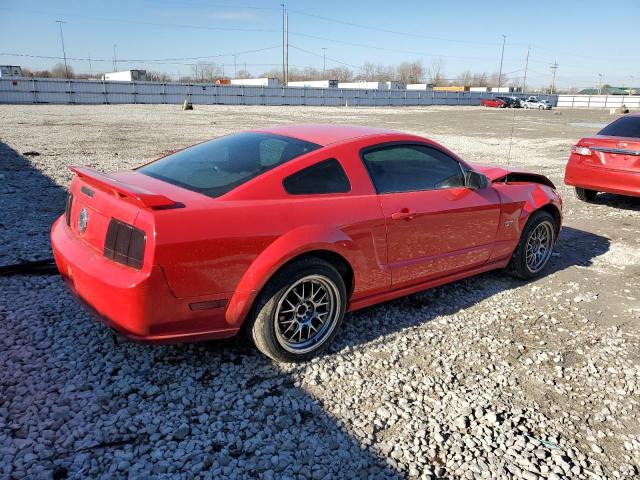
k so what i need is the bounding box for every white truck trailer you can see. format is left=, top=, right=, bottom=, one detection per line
left=230, top=78, right=280, bottom=87
left=102, top=70, right=147, bottom=82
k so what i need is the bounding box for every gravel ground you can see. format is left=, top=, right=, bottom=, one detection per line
left=0, top=105, right=639, bottom=479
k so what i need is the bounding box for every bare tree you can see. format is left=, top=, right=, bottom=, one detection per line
left=488, top=71, right=508, bottom=87
left=427, top=59, right=446, bottom=86
left=471, top=72, right=488, bottom=87
left=146, top=71, right=172, bottom=82
left=51, top=62, right=74, bottom=78
left=192, top=62, right=220, bottom=82
left=455, top=70, right=473, bottom=86
left=234, top=69, right=252, bottom=79
left=325, top=66, right=353, bottom=82
left=397, top=60, right=424, bottom=84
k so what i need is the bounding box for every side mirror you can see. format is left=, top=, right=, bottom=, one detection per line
left=465, top=170, right=490, bottom=190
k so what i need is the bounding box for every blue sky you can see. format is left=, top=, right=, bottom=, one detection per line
left=1, top=0, right=638, bottom=88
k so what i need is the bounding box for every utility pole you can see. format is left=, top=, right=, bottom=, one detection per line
left=233, top=54, right=237, bottom=78
left=497, top=34, right=506, bottom=89
left=88, top=52, right=93, bottom=77
left=55, top=20, right=69, bottom=79
left=550, top=62, right=558, bottom=94
left=598, top=73, right=603, bottom=95
left=522, top=45, right=530, bottom=93
left=281, top=4, right=288, bottom=84
left=322, top=47, right=327, bottom=77
left=113, top=44, right=118, bottom=71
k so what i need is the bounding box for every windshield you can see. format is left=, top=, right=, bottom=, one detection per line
left=598, top=116, right=640, bottom=138
left=139, top=132, right=320, bottom=197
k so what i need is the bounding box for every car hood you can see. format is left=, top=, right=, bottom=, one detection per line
left=470, top=163, right=556, bottom=189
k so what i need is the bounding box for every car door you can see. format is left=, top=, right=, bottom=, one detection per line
left=361, top=143, right=501, bottom=288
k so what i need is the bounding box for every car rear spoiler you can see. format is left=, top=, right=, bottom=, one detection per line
left=70, top=166, right=178, bottom=209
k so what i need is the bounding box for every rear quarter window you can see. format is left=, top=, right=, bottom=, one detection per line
left=139, top=132, right=320, bottom=197
left=283, top=159, right=351, bottom=195
left=598, top=116, right=640, bottom=138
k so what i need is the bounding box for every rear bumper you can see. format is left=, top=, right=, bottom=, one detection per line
left=51, top=216, right=238, bottom=343
left=564, top=159, right=640, bottom=197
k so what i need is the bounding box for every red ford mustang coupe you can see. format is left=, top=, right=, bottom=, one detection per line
left=51, top=125, right=562, bottom=362
left=565, top=114, right=640, bottom=201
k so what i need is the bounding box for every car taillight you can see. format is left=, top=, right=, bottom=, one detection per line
left=104, top=219, right=146, bottom=269
left=572, top=145, right=592, bottom=156
left=65, top=193, right=73, bottom=226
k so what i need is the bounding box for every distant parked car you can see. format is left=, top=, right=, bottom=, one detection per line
left=508, top=96, right=523, bottom=108
left=523, top=98, right=552, bottom=110
left=496, top=96, right=521, bottom=108
left=481, top=98, right=506, bottom=108
left=564, top=114, right=640, bottom=201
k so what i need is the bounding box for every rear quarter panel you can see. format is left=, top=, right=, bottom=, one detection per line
left=153, top=139, right=391, bottom=303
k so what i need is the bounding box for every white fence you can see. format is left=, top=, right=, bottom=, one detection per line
left=0, top=77, right=558, bottom=107
left=557, top=95, right=640, bottom=109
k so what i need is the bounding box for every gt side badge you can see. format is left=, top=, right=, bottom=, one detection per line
left=78, top=208, right=88, bottom=234
left=504, top=220, right=514, bottom=227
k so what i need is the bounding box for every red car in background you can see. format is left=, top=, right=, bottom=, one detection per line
left=51, top=125, right=562, bottom=362
left=565, top=114, right=640, bottom=201
left=481, top=98, right=506, bottom=108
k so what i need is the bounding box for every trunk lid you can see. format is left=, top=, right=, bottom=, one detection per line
left=66, top=167, right=200, bottom=259
left=580, top=136, right=640, bottom=173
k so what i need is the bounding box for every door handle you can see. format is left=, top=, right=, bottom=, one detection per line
left=391, top=208, right=415, bottom=220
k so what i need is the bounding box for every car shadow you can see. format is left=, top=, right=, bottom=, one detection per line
left=0, top=142, right=402, bottom=478
left=0, top=141, right=611, bottom=479
left=592, top=192, right=640, bottom=212
left=319, top=224, right=611, bottom=355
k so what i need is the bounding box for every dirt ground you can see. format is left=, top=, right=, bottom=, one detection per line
left=0, top=104, right=638, bottom=479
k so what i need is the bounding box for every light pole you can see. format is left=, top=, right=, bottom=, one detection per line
left=497, top=34, right=506, bottom=90
left=598, top=73, right=603, bottom=95
left=55, top=20, right=69, bottom=78
left=113, top=44, right=118, bottom=71
left=233, top=54, right=237, bottom=78
left=322, top=47, right=327, bottom=77
left=522, top=45, right=530, bottom=93
left=550, top=62, right=558, bottom=94
left=281, top=4, right=288, bottom=84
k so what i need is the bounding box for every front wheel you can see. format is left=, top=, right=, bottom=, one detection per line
left=247, top=258, right=346, bottom=362
left=575, top=187, right=598, bottom=202
left=508, top=210, right=557, bottom=279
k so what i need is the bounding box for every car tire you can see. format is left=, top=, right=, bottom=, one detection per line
left=539, top=105, right=544, bottom=110
left=575, top=187, right=598, bottom=202
left=508, top=210, right=557, bottom=280
left=246, top=257, right=347, bottom=363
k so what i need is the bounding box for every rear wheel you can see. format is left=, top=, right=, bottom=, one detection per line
left=247, top=258, right=346, bottom=362
left=575, top=187, right=598, bottom=202
left=508, top=210, right=557, bottom=279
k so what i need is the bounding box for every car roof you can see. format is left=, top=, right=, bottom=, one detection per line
left=253, top=124, right=399, bottom=146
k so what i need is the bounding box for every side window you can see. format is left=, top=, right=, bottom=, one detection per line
left=283, top=159, right=351, bottom=195
left=362, top=144, right=465, bottom=194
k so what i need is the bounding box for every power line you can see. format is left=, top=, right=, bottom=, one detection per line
left=0, top=51, right=300, bottom=69
left=288, top=44, right=363, bottom=71
left=287, top=8, right=500, bottom=47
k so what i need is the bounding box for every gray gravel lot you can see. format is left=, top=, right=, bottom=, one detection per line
left=1, top=105, right=639, bottom=479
